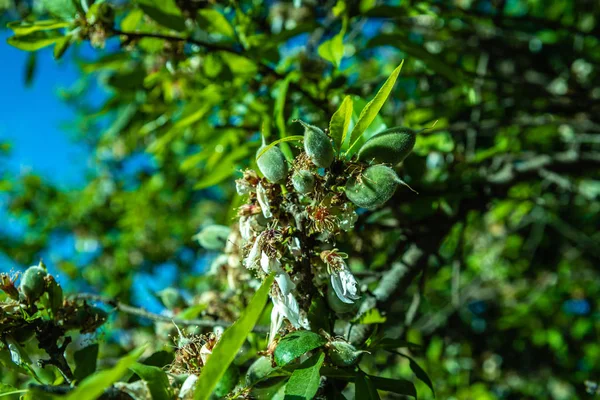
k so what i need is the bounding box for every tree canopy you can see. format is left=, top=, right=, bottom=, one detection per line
left=1, top=0, right=599, bottom=399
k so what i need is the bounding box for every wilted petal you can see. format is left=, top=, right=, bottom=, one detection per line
left=200, top=344, right=212, bottom=365
left=239, top=217, right=252, bottom=241
left=288, top=237, right=302, bottom=257
left=269, top=301, right=284, bottom=343
left=260, top=251, right=271, bottom=274
left=256, top=183, right=272, bottom=218
left=236, top=179, right=252, bottom=195
left=244, top=232, right=263, bottom=268
left=331, top=266, right=360, bottom=304
left=275, top=270, right=296, bottom=296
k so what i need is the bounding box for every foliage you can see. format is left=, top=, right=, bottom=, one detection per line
left=1, top=0, right=600, bottom=399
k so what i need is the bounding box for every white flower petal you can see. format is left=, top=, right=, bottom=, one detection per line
left=269, top=302, right=284, bottom=344
left=200, top=344, right=212, bottom=365
left=256, top=183, right=272, bottom=218
left=331, top=267, right=360, bottom=304
left=260, top=251, right=271, bottom=274
left=244, top=232, right=263, bottom=268
left=275, top=270, right=296, bottom=296
left=239, top=217, right=252, bottom=241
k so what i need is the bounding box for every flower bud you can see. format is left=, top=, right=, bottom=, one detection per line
left=257, top=143, right=288, bottom=183
left=357, top=127, right=416, bottom=165
left=195, top=225, right=231, bottom=250
left=19, top=266, right=47, bottom=302
left=345, top=165, right=400, bottom=209
left=327, top=340, right=368, bottom=367
left=301, top=121, right=334, bottom=168
left=291, top=170, right=315, bottom=193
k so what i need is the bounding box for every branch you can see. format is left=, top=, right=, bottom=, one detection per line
left=71, top=293, right=269, bottom=334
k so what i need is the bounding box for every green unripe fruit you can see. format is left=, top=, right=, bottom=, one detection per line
left=345, top=165, right=400, bottom=209
left=20, top=266, right=47, bottom=302
left=327, top=284, right=358, bottom=314
left=195, top=224, right=231, bottom=250
left=301, top=121, right=334, bottom=168
left=291, top=170, right=315, bottom=193
left=357, top=127, right=416, bottom=165
left=328, top=341, right=367, bottom=367
left=257, top=144, right=288, bottom=183
left=157, top=288, right=186, bottom=310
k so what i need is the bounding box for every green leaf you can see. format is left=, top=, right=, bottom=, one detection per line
left=138, top=0, right=186, bottom=31
left=73, top=344, right=98, bottom=381
left=63, top=346, right=146, bottom=400
left=7, top=31, right=62, bottom=51
left=369, top=376, right=416, bottom=398
left=392, top=352, right=434, bottom=397
left=0, top=383, right=27, bottom=398
left=193, top=146, right=249, bottom=190
left=284, top=351, right=325, bottom=399
left=355, top=308, right=386, bottom=325
left=256, top=136, right=304, bottom=161
left=374, top=338, right=422, bottom=351
left=194, top=274, right=275, bottom=400
left=346, top=61, right=404, bottom=156
left=42, top=0, right=78, bottom=21
left=53, top=35, right=71, bottom=59
left=130, top=362, right=172, bottom=400
left=356, top=372, right=380, bottom=399
left=197, top=9, right=234, bottom=38
left=329, top=95, right=353, bottom=152
left=318, top=30, right=345, bottom=68
left=7, top=20, right=69, bottom=36
left=274, top=331, right=327, bottom=367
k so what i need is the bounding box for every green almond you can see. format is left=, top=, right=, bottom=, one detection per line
left=291, top=170, right=315, bottom=194
left=345, top=165, right=399, bottom=209
left=301, top=121, right=334, bottom=168
left=357, top=127, right=416, bottom=165
left=257, top=144, right=288, bottom=183
left=20, top=266, right=47, bottom=302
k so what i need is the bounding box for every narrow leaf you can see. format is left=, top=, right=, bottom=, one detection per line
left=329, top=95, right=353, bottom=152
left=393, top=352, right=434, bottom=397
left=63, top=346, right=146, bottom=400
left=369, top=376, right=416, bottom=398
left=346, top=61, right=404, bottom=156
left=194, top=274, right=275, bottom=400
left=194, top=146, right=249, bottom=190
left=130, top=362, right=172, bottom=400
left=256, top=136, right=304, bottom=161
left=284, top=351, right=325, bottom=399
left=7, top=32, right=62, bottom=51
left=356, top=372, right=380, bottom=399
left=7, top=20, right=69, bottom=36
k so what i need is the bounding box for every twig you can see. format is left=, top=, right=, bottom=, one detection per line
left=71, top=293, right=270, bottom=334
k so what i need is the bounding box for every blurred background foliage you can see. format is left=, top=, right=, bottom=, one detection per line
left=1, top=0, right=600, bottom=398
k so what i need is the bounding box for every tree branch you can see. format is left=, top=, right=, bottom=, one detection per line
left=71, top=293, right=269, bottom=334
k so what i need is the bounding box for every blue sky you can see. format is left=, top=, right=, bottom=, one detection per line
left=0, top=30, right=90, bottom=188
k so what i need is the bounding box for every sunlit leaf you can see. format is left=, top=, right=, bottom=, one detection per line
left=7, top=31, right=63, bottom=51
left=194, top=274, right=275, bottom=400
left=130, top=362, right=172, bottom=400
left=7, top=20, right=70, bottom=36
left=284, top=351, right=325, bottom=399
left=138, top=0, right=186, bottom=31
left=329, top=95, right=353, bottom=152
left=63, top=346, right=146, bottom=400
left=318, top=30, right=345, bottom=68
left=346, top=61, right=403, bottom=156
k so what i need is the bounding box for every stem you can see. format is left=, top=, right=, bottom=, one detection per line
left=71, top=293, right=270, bottom=333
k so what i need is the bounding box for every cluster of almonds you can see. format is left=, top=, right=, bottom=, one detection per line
left=219, top=120, right=418, bottom=341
